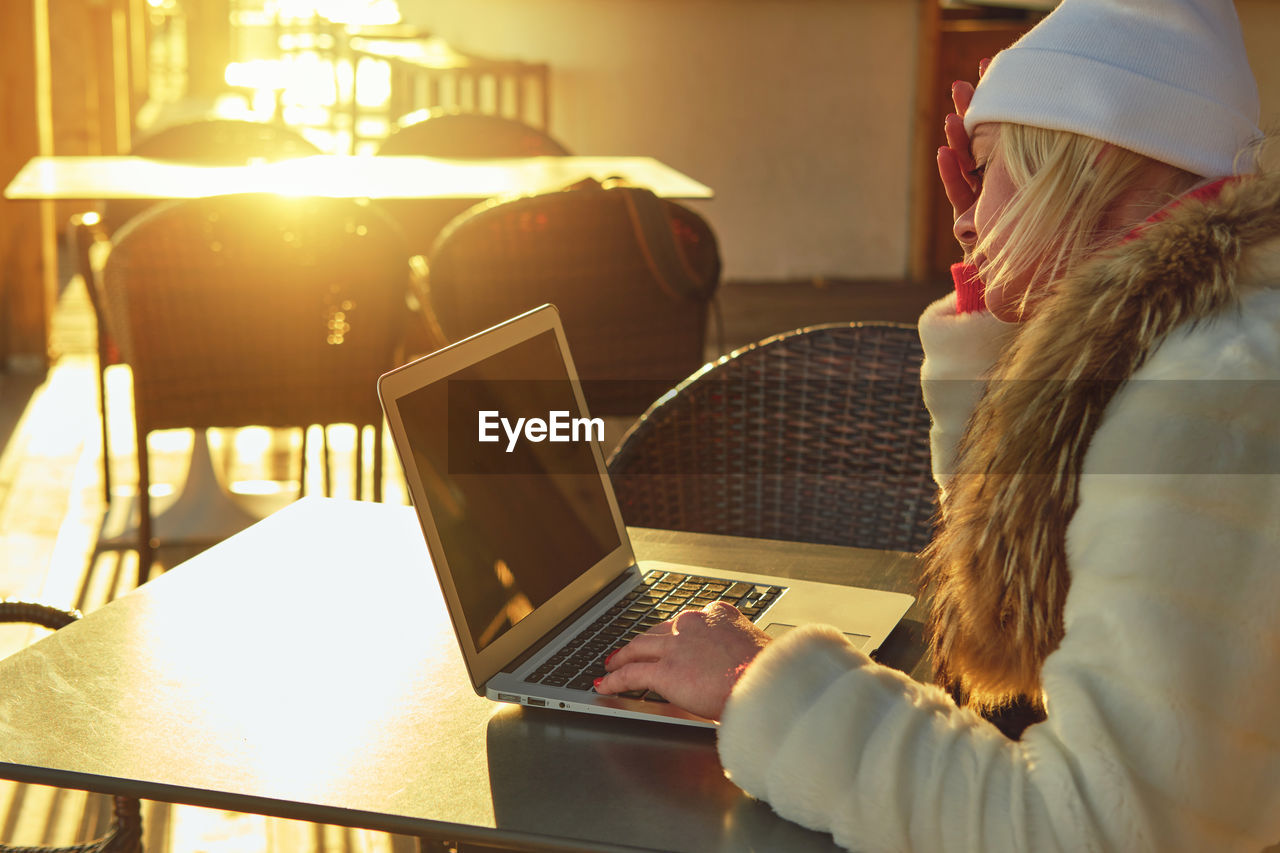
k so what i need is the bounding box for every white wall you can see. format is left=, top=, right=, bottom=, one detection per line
left=398, top=0, right=922, bottom=282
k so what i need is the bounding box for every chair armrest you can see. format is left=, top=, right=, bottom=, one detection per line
left=69, top=212, right=122, bottom=364
left=0, top=600, right=144, bottom=853
left=68, top=212, right=110, bottom=288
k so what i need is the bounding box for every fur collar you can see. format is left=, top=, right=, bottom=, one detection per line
left=920, top=171, right=1280, bottom=710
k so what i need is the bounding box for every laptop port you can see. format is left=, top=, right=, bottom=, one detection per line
left=526, top=698, right=547, bottom=707
left=497, top=693, right=521, bottom=702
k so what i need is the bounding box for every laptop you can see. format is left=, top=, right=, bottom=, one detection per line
left=378, top=304, right=913, bottom=728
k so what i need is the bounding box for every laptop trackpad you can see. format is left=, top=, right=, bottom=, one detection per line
left=765, top=622, right=871, bottom=651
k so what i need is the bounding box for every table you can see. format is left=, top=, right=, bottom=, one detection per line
left=0, top=498, right=925, bottom=852
left=3, top=155, right=713, bottom=202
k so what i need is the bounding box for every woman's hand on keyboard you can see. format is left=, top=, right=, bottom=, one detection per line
left=594, top=601, right=771, bottom=721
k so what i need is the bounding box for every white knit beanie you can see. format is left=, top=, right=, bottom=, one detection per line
left=963, top=0, right=1262, bottom=177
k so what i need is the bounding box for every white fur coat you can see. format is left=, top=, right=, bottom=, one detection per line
left=717, top=188, right=1280, bottom=850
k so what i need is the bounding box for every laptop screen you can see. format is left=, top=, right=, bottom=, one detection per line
left=394, top=329, right=622, bottom=653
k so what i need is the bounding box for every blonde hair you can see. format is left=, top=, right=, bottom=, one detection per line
left=976, top=124, right=1201, bottom=317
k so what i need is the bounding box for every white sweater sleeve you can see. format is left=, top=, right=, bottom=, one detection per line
left=917, top=294, right=1017, bottom=496
left=719, top=297, right=1280, bottom=853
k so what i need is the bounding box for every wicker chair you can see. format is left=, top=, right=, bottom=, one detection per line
left=606, top=322, right=936, bottom=553
left=70, top=119, right=322, bottom=503
left=377, top=108, right=571, bottom=158
left=424, top=185, right=721, bottom=416
left=0, top=602, right=143, bottom=853
left=375, top=108, right=573, bottom=266
left=101, top=194, right=412, bottom=584
left=100, top=119, right=322, bottom=234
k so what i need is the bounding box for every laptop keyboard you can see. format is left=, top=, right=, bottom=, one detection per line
left=523, top=570, right=785, bottom=699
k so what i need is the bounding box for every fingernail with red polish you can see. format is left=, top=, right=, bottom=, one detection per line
left=604, top=650, right=617, bottom=667
left=593, top=677, right=604, bottom=691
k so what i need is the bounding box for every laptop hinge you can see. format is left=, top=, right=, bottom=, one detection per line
left=500, top=567, right=637, bottom=674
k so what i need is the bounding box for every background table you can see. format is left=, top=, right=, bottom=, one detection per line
left=0, top=498, right=923, bottom=852
left=3, top=155, right=713, bottom=202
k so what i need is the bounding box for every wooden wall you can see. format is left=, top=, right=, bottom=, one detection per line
left=1, top=0, right=143, bottom=369
left=0, top=0, right=58, bottom=370
left=911, top=7, right=1041, bottom=280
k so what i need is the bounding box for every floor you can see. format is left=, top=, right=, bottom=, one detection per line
left=0, top=264, right=946, bottom=851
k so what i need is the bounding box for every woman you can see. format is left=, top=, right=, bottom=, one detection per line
left=596, top=0, right=1280, bottom=849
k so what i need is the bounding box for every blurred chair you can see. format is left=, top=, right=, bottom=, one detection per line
left=377, top=108, right=570, bottom=158
left=71, top=119, right=322, bottom=503
left=0, top=601, right=143, bottom=853
left=92, top=118, right=323, bottom=237
left=606, top=323, right=936, bottom=553
left=375, top=108, right=572, bottom=265
left=423, top=184, right=721, bottom=416
left=101, top=194, right=413, bottom=584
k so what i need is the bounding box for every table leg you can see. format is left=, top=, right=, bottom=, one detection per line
left=99, top=429, right=266, bottom=549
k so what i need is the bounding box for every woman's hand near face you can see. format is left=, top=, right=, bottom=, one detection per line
left=937, top=59, right=990, bottom=220
left=594, top=601, right=771, bottom=721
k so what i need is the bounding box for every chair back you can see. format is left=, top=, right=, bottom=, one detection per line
left=102, top=194, right=409, bottom=435
left=425, top=185, right=720, bottom=415
left=377, top=108, right=570, bottom=158
left=606, top=323, right=936, bottom=552
left=101, top=119, right=322, bottom=234
left=376, top=108, right=572, bottom=259
left=664, top=201, right=722, bottom=301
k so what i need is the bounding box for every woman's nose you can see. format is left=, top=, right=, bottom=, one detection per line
left=953, top=206, right=978, bottom=248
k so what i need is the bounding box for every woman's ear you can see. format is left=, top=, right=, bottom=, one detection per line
left=1100, top=159, right=1203, bottom=235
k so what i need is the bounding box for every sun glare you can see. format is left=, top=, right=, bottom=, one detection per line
left=223, top=1, right=399, bottom=136
left=271, top=0, right=401, bottom=25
